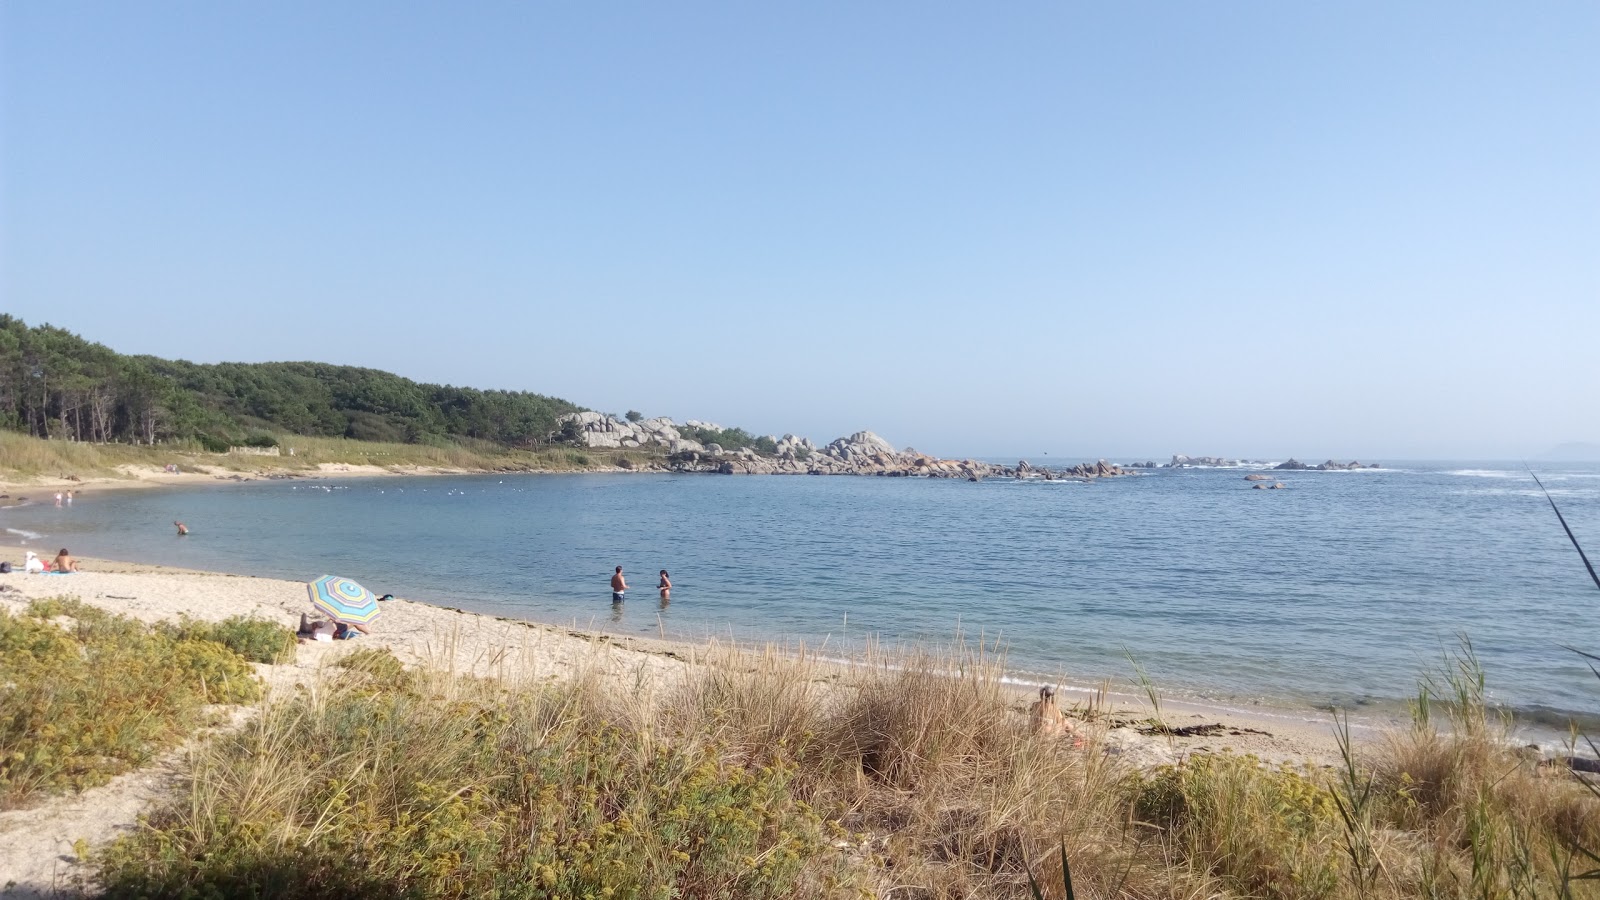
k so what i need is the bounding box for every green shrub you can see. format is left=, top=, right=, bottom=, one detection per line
left=334, top=646, right=412, bottom=692
left=157, top=615, right=296, bottom=664
left=0, top=604, right=262, bottom=807
left=682, top=426, right=776, bottom=456
left=195, top=433, right=232, bottom=453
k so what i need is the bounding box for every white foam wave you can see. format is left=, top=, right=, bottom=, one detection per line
left=1451, top=487, right=1596, bottom=498
left=5, top=526, right=43, bottom=541
left=1448, top=469, right=1523, bottom=479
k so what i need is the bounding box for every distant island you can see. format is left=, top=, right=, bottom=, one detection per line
left=1125, top=455, right=1380, bottom=470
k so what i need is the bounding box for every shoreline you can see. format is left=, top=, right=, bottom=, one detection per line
left=4, top=541, right=1586, bottom=896
left=4, top=470, right=1589, bottom=748
left=0, top=460, right=603, bottom=498
left=0, top=541, right=1387, bottom=769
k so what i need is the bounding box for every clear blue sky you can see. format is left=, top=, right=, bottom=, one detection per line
left=3, top=3, right=1596, bottom=459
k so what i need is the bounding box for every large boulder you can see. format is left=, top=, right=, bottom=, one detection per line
left=823, top=430, right=896, bottom=461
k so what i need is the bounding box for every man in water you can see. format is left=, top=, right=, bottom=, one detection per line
left=610, top=565, right=627, bottom=602
left=174, top=521, right=189, bottom=536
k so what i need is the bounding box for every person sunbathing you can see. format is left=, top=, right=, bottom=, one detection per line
left=1028, top=686, right=1077, bottom=738
left=297, top=614, right=338, bottom=641
left=52, top=549, right=78, bottom=573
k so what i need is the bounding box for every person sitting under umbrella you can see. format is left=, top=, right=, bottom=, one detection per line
left=306, top=575, right=381, bottom=640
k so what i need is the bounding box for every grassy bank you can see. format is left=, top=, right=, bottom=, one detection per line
left=0, top=430, right=664, bottom=482
left=88, top=644, right=1600, bottom=899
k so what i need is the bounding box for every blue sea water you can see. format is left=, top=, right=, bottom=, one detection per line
left=5, top=461, right=1599, bottom=724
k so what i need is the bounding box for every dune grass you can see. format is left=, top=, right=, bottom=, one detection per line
left=89, top=637, right=1600, bottom=900
left=1131, top=643, right=1600, bottom=899
left=97, top=650, right=865, bottom=900
left=0, top=598, right=266, bottom=809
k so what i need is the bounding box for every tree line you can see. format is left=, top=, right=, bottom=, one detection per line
left=0, top=316, right=582, bottom=449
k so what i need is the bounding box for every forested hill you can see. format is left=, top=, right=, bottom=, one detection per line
left=0, top=316, right=582, bottom=450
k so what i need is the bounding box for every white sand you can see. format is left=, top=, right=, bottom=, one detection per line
left=0, top=461, right=482, bottom=500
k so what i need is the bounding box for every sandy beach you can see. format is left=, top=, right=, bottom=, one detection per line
left=0, top=461, right=496, bottom=501
left=0, top=541, right=1383, bottom=897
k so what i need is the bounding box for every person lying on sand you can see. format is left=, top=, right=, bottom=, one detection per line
left=297, top=614, right=368, bottom=641
left=298, top=613, right=338, bottom=642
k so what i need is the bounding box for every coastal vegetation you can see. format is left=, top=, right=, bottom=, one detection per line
left=0, top=317, right=807, bottom=481
left=0, top=598, right=273, bottom=808
left=0, top=316, right=581, bottom=450
left=0, top=426, right=647, bottom=482
left=81, top=642, right=1600, bottom=899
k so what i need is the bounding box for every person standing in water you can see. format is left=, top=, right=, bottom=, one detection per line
left=657, top=570, right=671, bottom=601
left=610, top=566, right=627, bottom=602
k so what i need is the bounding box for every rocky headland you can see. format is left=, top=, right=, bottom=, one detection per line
left=1273, top=458, right=1381, bottom=471
left=555, top=413, right=1135, bottom=480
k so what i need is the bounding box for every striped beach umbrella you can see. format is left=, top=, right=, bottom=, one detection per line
left=307, top=575, right=381, bottom=626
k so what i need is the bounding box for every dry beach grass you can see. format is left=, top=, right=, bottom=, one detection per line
left=0, top=549, right=1597, bottom=898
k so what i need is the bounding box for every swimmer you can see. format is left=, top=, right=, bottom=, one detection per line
left=657, top=569, right=671, bottom=601
left=610, top=565, right=627, bottom=602
left=174, top=521, right=189, bottom=536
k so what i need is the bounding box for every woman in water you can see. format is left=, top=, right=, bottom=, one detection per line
left=657, top=570, right=671, bottom=601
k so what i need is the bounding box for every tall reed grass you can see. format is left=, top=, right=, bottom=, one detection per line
left=90, top=637, right=1600, bottom=898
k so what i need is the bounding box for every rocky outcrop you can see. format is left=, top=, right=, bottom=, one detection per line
left=1164, top=455, right=1273, bottom=468
left=559, top=412, right=702, bottom=452
left=558, top=414, right=1140, bottom=480
left=682, top=430, right=1004, bottom=478
left=1170, top=455, right=1238, bottom=467
left=1274, top=458, right=1381, bottom=471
